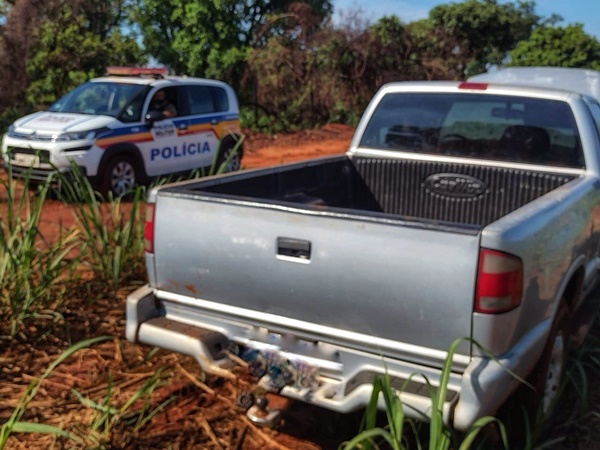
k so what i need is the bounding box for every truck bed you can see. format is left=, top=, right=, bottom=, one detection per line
left=150, top=155, right=578, bottom=356
left=169, top=155, right=576, bottom=228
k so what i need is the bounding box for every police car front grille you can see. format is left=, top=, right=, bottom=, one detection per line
left=8, top=131, right=55, bottom=141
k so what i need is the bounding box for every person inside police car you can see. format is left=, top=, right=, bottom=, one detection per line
left=150, top=89, right=177, bottom=118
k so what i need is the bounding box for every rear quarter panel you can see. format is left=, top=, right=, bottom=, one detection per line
left=476, top=175, right=600, bottom=356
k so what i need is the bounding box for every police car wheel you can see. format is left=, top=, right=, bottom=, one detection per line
left=104, top=156, right=138, bottom=198
left=218, top=143, right=241, bottom=172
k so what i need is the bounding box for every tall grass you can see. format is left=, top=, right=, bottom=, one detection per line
left=0, top=167, right=78, bottom=337
left=57, top=165, right=146, bottom=292
left=341, top=339, right=508, bottom=450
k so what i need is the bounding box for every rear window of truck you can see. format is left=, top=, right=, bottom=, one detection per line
left=360, top=93, right=584, bottom=168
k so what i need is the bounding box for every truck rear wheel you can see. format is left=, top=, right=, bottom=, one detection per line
left=101, top=155, right=140, bottom=198
left=528, top=301, right=569, bottom=422
left=495, top=301, right=569, bottom=447
left=501, top=301, right=569, bottom=442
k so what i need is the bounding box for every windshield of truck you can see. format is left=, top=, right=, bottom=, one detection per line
left=359, top=93, right=584, bottom=168
left=48, top=82, right=150, bottom=123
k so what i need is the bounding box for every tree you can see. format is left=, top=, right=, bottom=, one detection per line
left=247, top=3, right=331, bottom=127
left=412, top=0, right=540, bottom=78
left=508, top=24, right=600, bottom=69
left=133, top=0, right=332, bottom=82
left=0, top=0, right=143, bottom=119
left=0, top=0, right=54, bottom=109
left=25, top=1, right=145, bottom=108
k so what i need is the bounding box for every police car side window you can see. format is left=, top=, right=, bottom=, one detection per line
left=119, top=86, right=150, bottom=123
left=185, top=85, right=215, bottom=116
left=209, top=87, right=229, bottom=112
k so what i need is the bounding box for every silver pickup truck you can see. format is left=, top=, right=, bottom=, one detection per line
left=126, top=68, right=600, bottom=431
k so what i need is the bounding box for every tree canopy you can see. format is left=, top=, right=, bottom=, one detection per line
left=1, top=0, right=600, bottom=130
left=509, top=24, right=600, bottom=69
left=411, top=0, right=540, bottom=78
left=132, top=0, right=333, bottom=80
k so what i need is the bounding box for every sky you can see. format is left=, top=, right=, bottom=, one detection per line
left=332, top=0, right=600, bottom=39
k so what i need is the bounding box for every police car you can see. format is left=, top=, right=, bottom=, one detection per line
left=1, top=67, right=243, bottom=196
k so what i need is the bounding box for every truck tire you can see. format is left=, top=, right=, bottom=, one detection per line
left=216, top=139, right=242, bottom=173
left=527, top=301, right=569, bottom=422
left=101, top=155, right=140, bottom=198
left=496, top=302, right=569, bottom=446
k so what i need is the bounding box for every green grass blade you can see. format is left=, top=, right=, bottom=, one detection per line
left=341, top=428, right=394, bottom=450
left=458, top=417, right=507, bottom=450
left=133, top=396, right=176, bottom=432
left=10, top=422, right=81, bottom=443
left=0, top=336, right=111, bottom=449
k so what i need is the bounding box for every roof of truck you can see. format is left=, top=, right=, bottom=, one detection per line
left=468, top=67, right=600, bottom=100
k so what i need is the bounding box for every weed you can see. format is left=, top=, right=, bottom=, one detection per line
left=0, top=166, right=78, bottom=336
left=340, top=339, right=508, bottom=450
left=56, top=164, right=146, bottom=291
left=0, top=336, right=111, bottom=449
left=71, top=367, right=174, bottom=447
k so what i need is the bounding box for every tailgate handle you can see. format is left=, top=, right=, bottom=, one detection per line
left=277, top=237, right=311, bottom=260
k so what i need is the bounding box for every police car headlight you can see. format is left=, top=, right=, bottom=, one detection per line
left=6, top=124, right=16, bottom=137
left=55, top=127, right=109, bottom=142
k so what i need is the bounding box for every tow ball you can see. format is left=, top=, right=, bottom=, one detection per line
left=234, top=347, right=316, bottom=427
left=238, top=391, right=290, bottom=428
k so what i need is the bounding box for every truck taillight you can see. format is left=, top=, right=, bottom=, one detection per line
left=144, top=204, right=155, bottom=253
left=475, top=249, right=523, bottom=314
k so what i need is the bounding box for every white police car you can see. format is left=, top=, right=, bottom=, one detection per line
left=1, top=67, right=243, bottom=196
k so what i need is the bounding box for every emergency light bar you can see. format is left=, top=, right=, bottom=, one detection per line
left=106, top=66, right=168, bottom=78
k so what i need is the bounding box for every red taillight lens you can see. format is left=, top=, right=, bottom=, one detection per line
left=475, top=249, right=523, bottom=314
left=144, top=204, right=155, bottom=253
left=458, top=82, right=488, bottom=90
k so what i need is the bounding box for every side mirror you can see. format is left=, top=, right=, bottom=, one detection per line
left=145, top=110, right=165, bottom=126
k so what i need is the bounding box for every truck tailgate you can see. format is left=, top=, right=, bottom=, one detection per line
left=153, top=194, right=481, bottom=355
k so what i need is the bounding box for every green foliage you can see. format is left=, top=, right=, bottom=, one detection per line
left=0, top=1, right=9, bottom=19
left=0, top=106, right=31, bottom=136
left=247, top=4, right=372, bottom=128
left=340, top=339, right=509, bottom=450
left=133, top=0, right=332, bottom=84
left=57, top=166, right=146, bottom=292
left=413, top=0, right=539, bottom=78
left=508, top=24, right=600, bottom=69
left=0, top=336, right=111, bottom=449
left=26, top=3, right=145, bottom=109
left=0, top=169, right=79, bottom=337
left=3, top=0, right=600, bottom=131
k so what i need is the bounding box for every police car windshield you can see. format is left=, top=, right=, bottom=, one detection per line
left=48, top=82, right=149, bottom=120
